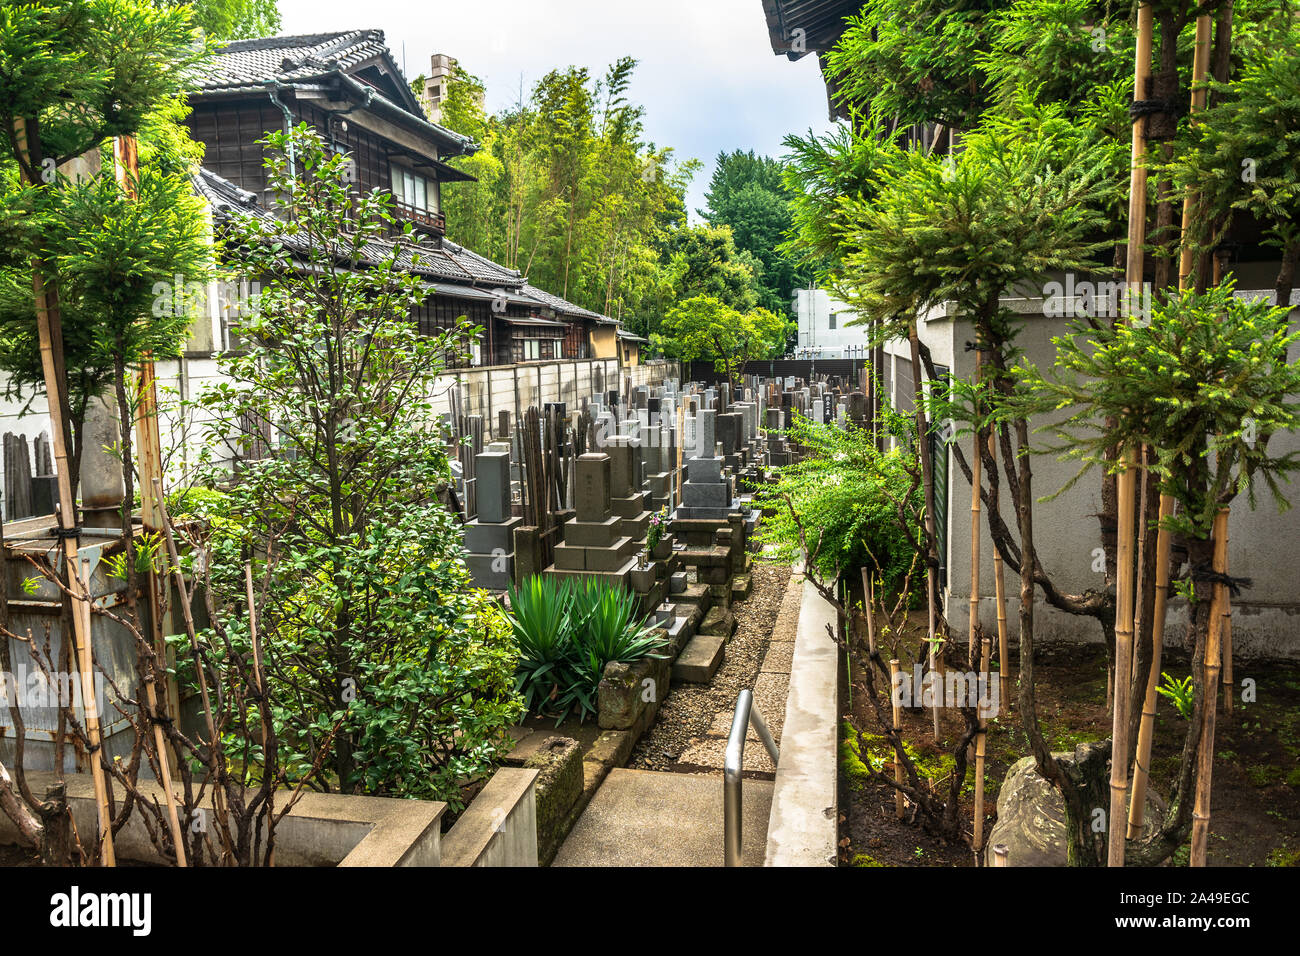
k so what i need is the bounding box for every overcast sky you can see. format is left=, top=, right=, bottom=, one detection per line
left=276, top=0, right=837, bottom=219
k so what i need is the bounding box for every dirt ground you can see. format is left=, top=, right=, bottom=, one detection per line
left=841, top=636, right=1300, bottom=868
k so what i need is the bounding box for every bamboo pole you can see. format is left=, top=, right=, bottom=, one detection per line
left=1128, top=493, right=1173, bottom=838
left=990, top=430, right=1010, bottom=697
left=13, top=116, right=116, bottom=866
left=113, top=134, right=187, bottom=867
left=861, top=566, right=877, bottom=657
left=889, top=658, right=905, bottom=820
left=1222, top=600, right=1234, bottom=716
left=1109, top=444, right=1137, bottom=868
left=1178, top=15, right=1215, bottom=291
left=1190, top=507, right=1230, bottom=867
left=1128, top=10, right=1215, bottom=842
left=245, top=562, right=273, bottom=866
left=1108, top=0, right=1155, bottom=869
left=969, top=352, right=983, bottom=670
left=909, top=326, right=941, bottom=739
left=974, top=634, right=992, bottom=859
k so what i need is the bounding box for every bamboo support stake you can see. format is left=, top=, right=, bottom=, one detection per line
left=990, top=430, right=1010, bottom=696
left=1190, top=508, right=1230, bottom=867
left=1128, top=493, right=1173, bottom=838
left=862, top=567, right=877, bottom=657
left=1109, top=444, right=1137, bottom=867
left=1178, top=15, right=1215, bottom=291
left=113, top=134, right=186, bottom=867
left=245, top=562, right=274, bottom=866
left=889, top=658, right=905, bottom=820
left=974, top=635, right=992, bottom=859
left=1108, top=0, right=1155, bottom=869
left=13, top=116, right=116, bottom=866
left=969, top=351, right=983, bottom=669
left=909, top=326, right=941, bottom=739
left=1222, top=600, right=1234, bottom=716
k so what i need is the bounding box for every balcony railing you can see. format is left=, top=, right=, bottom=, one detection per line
left=393, top=202, right=445, bottom=235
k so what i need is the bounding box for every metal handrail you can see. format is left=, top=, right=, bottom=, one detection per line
left=724, top=688, right=780, bottom=867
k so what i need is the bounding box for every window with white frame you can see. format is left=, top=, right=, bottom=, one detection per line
left=390, top=164, right=439, bottom=214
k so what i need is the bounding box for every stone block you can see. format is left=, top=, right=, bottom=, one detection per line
left=686, top=456, right=724, bottom=484
left=564, top=515, right=621, bottom=548
left=475, top=451, right=512, bottom=523
left=463, top=516, right=522, bottom=555
left=523, top=737, right=583, bottom=866
left=575, top=453, right=613, bottom=523
left=672, top=634, right=725, bottom=683
left=683, top=481, right=731, bottom=509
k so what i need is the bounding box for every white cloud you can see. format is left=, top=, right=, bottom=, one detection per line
left=276, top=0, right=836, bottom=219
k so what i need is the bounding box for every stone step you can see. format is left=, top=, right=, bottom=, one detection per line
left=672, top=633, right=725, bottom=683
left=674, top=582, right=713, bottom=617
left=731, top=572, right=752, bottom=602
left=699, top=606, right=736, bottom=639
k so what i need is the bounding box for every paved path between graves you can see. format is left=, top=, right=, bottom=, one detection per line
left=553, top=565, right=805, bottom=866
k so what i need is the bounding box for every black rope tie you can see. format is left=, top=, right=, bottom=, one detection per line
left=149, top=714, right=174, bottom=727
left=1189, top=563, right=1253, bottom=598
left=50, top=524, right=84, bottom=540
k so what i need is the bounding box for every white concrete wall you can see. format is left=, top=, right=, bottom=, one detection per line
left=919, top=290, right=1300, bottom=660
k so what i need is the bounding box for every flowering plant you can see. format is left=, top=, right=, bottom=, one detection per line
left=646, top=508, right=669, bottom=552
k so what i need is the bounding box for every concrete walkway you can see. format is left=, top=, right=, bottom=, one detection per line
left=552, top=568, right=806, bottom=867
left=552, top=769, right=773, bottom=867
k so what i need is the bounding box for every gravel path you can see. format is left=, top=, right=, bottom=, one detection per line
left=628, top=561, right=796, bottom=773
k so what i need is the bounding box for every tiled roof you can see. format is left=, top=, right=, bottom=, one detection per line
left=192, top=166, right=522, bottom=289
left=188, top=29, right=475, bottom=154
left=519, top=282, right=607, bottom=322
left=191, top=30, right=390, bottom=90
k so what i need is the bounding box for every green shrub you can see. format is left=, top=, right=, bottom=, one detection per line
left=755, top=411, right=924, bottom=605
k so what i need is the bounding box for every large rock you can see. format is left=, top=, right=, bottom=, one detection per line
left=986, top=745, right=1165, bottom=866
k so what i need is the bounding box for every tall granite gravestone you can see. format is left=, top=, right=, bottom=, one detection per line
left=551, top=453, right=639, bottom=575
left=463, top=451, right=521, bottom=590
left=607, top=435, right=653, bottom=540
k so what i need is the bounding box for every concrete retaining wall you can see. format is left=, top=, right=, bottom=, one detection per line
left=441, top=767, right=539, bottom=867
left=0, top=769, right=446, bottom=867
left=764, top=573, right=839, bottom=866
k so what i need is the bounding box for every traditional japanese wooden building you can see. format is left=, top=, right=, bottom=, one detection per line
left=184, top=30, right=622, bottom=367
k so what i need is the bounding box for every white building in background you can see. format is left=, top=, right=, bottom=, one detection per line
left=792, top=287, right=872, bottom=360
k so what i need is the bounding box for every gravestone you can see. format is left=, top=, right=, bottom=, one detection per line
left=463, top=451, right=521, bottom=591
left=551, top=453, right=639, bottom=576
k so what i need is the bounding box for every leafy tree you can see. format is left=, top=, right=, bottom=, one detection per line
left=653, top=294, right=786, bottom=385
left=191, top=127, right=522, bottom=803
left=0, top=0, right=210, bottom=864
left=1168, top=18, right=1300, bottom=306
left=661, top=224, right=762, bottom=313
left=0, top=0, right=207, bottom=494
left=157, top=0, right=280, bottom=39
left=1022, top=282, right=1300, bottom=863
left=701, top=149, right=811, bottom=314
left=436, top=57, right=699, bottom=327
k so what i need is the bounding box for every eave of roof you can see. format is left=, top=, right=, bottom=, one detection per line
left=187, top=29, right=477, bottom=157
left=761, top=0, right=862, bottom=60
left=192, top=166, right=522, bottom=290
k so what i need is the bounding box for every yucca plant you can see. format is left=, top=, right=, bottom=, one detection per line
left=506, top=576, right=575, bottom=717
left=563, top=580, right=666, bottom=723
